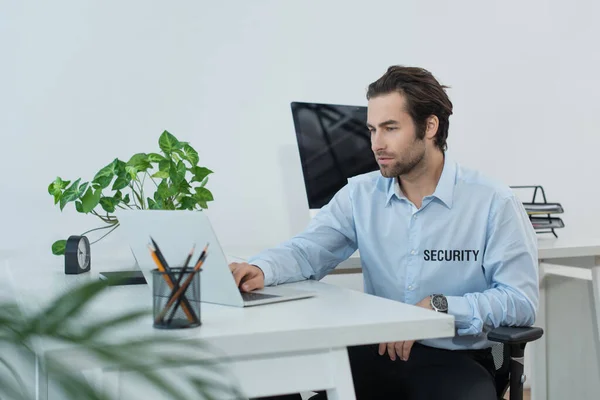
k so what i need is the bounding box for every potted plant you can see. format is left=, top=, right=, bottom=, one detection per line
left=48, top=131, right=214, bottom=255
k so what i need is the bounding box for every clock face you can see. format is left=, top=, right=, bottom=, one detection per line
left=77, top=238, right=90, bottom=269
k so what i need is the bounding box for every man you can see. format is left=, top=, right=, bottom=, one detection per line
left=229, top=66, right=539, bottom=399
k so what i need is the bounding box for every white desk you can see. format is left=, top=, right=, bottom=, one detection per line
left=5, top=255, right=455, bottom=400
left=533, top=235, right=600, bottom=400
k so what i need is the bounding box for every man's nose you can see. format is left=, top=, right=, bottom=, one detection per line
left=371, top=130, right=385, bottom=153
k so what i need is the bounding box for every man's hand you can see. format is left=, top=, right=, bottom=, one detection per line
left=379, top=296, right=433, bottom=361
left=378, top=340, right=415, bottom=361
left=228, top=262, right=265, bottom=292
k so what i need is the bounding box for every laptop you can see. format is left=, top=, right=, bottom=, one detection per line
left=115, top=209, right=315, bottom=307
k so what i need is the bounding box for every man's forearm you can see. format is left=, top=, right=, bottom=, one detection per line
left=446, top=286, right=537, bottom=336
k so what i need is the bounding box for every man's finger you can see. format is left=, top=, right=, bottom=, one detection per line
left=402, top=340, right=414, bottom=361
left=228, top=262, right=240, bottom=273
left=231, top=266, right=247, bottom=287
left=394, top=342, right=404, bottom=359
left=240, top=276, right=262, bottom=292
left=387, top=342, right=396, bottom=361
left=378, top=343, right=386, bottom=356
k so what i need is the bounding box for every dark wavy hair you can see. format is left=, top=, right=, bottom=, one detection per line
left=366, top=66, right=453, bottom=151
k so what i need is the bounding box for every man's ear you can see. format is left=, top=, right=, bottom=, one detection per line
left=425, top=115, right=439, bottom=140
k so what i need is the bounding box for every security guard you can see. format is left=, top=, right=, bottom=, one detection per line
left=230, top=65, right=539, bottom=400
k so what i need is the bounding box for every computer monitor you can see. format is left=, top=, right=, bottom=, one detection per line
left=290, top=101, right=379, bottom=212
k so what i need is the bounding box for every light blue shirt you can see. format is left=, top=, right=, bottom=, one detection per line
left=249, top=157, right=539, bottom=350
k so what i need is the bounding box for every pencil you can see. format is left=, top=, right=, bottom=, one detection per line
left=148, top=244, right=198, bottom=324
left=150, top=237, right=171, bottom=271
left=170, top=243, right=196, bottom=295
left=155, top=246, right=209, bottom=324
left=167, top=243, right=208, bottom=323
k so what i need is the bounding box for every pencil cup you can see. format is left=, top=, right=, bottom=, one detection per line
left=152, top=268, right=201, bottom=329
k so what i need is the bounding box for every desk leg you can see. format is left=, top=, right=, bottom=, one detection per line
left=35, top=355, right=48, bottom=400
left=530, top=262, right=547, bottom=400
left=325, top=347, right=355, bottom=400
left=591, top=265, right=600, bottom=380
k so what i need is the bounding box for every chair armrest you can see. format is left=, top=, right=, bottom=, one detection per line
left=488, top=326, right=544, bottom=345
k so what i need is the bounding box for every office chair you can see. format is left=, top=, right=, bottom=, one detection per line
left=488, top=326, right=544, bottom=400
left=307, top=326, right=544, bottom=400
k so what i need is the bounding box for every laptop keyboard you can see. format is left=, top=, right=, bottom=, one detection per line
left=241, top=291, right=281, bottom=302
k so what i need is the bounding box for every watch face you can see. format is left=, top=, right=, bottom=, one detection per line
left=432, top=295, right=448, bottom=311
left=77, top=238, right=90, bottom=269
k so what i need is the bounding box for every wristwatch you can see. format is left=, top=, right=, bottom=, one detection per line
left=430, top=294, right=448, bottom=313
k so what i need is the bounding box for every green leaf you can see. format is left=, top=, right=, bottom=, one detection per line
left=123, top=193, right=130, bottom=204
left=24, top=279, right=110, bottom=339
left=178, top=196, right=196, bottom=210
left=112, top=175, right=131, bottom=191
left=157, top=181, right=170, bottom=199
left=114, top=159, right=127, bottom=177
left=75, top=201, right=83, bottom=213
left=170, top=161, right=186, bottom=185
left=194, top=187, right=214, bottom=202
left=48, top=177, right=70, bottom=194
left=176, top=179, right=191, bottom=195
left=79, top=310, right=150, bottom=340
left=151, top=170, right=169, bottom=179
left=198, top=176, right=209, bottom=188
left=0, top=357, right=28, bottom=400
left=93, top=160, right=117, bottom=189
left=158, top=131, right=182, bottom=155
left=52, top=240, right=66, bottom=255
left=182, top=144, right=199, bottom=166
left=168, top=183, right=179, bottom=197
left=147, top=153, right=165, bottom=163
left=159, top=159, right=171, bottom=172
left=172, top=151, right=183, bottom=163
left=197, top=200, right=208, bottom=209
left=147, top=198, right=159, bottom=209
left=99, top=197, right=118, bottom=213
left=77, top=182, right=89, bottom=198
left=80, top=188, right=102, bottom=213
left=125, top=165, right=138, bottom=179
left=94, top=175, right=113, bottom=189
left=127, top=153, right=151, bottom=173
left=60, top=178, right=82, bottom=210
left=48, top=177, right=71, bottom=204
left=191, top=167, right=213, bottom=183
left=154, top=191, right=167, bottom=208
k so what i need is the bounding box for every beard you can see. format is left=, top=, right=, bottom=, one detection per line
left=377, top=142, right=426, bottom=178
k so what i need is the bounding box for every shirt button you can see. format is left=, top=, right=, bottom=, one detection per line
left=410, top=249, right=416, bottom=255
left=413, top=214, right=418, bottom=219
left=408, top=285, right=414, bottom=290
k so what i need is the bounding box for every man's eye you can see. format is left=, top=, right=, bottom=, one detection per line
left=386, top=127, right=397, bottom=131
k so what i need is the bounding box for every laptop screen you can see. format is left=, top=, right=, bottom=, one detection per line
left=290, top=102, right=378, bottom=209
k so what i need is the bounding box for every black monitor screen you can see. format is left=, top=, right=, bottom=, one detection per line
left=291, top=101, right=379, bottom=209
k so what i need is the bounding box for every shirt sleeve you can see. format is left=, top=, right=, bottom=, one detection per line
left=248, top=183, right=358, bottom=286
left=446, top=194, right=540, bottom=336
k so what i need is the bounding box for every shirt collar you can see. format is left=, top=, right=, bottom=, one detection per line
left=384, top=156, right=456, bottom=208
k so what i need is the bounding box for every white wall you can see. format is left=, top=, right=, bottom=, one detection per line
left=2, top=0, right=600, bottom=257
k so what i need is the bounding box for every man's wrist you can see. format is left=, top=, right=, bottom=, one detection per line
left=252, top=264, right=265, bottom=279
left=250, top=260, right=274, bottom=286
